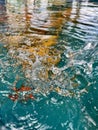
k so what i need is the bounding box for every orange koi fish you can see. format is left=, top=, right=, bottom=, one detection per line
left=12, top=85, right=32, bottom=92
left=26, top=94, right=35, bottom=100
left=9, top=85, right=35, bottom=102
left=8, top=94, right=18, bottom=101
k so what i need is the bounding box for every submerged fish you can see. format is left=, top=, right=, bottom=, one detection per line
left=24, top=94, right=35, bottom=100
left=8, top=93, right=35, bottom=102
left=9, top=85, right=35, bottom=102
left=8, top=94, right=18, bottom=101
left=12, top=85, right=32, bottom=92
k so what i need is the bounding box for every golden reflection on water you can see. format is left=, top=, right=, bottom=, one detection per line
left=0, top=0, right=90, bottom=96
left=1, top=0, right=72, bottom=66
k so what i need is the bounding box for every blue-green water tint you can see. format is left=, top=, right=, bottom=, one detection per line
left=0, top=0, right=98, bottom=130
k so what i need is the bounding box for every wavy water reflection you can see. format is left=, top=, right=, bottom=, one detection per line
left=0, top=0, right=98, bottom=130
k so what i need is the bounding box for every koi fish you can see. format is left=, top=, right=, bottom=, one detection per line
left=27, top=94, right=35, bottom=100
left=19, top=86, right=32, bottom=91
left=8, top=93, right=35, bottom=101
left=12, top=85, right=32, bottom=92
left=9, top=85, right=35, bottom=102
left=8, top=94, right=18, bottom=101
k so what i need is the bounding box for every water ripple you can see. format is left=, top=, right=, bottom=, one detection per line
left=0, top=0, right=98, bottom=130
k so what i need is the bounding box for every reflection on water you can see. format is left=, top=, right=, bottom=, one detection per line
left=0, top=0, right=98, bottom=129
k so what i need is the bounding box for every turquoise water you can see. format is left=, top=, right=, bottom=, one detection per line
left=0, top=0, right=98, bottom=130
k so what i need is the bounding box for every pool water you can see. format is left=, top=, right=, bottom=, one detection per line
left=0, top=0, right=98, bottom=130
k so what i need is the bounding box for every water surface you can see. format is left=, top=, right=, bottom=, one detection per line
left=0, top=0, right=98, bottom=130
